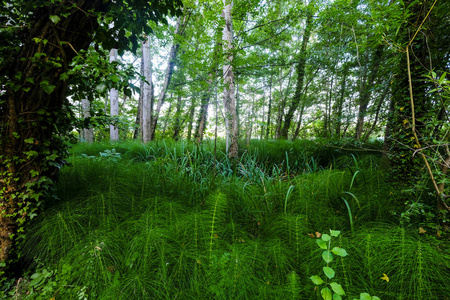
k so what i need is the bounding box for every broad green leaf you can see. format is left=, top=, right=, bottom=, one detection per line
left=317, top=239, right=327, bottom=249
left=110, top=74, right=120, bottom=83
left=50, top=15, right=61, bottom=24
left=372, top=297, right=380, bottom=300
left=330, top=282, right=345, bottom=295
left=331, top=247, right=348, bottom=257
left=333, top=294, right=342, bottom=300
left=321, top=287, right=333, bottom=300
left=322, top=251, right=334, bottom=263
left=330, top=230, right=340, bottom=237
left=323, top=266, right=335, bottom=279
left=40, top=81, right=56, bottom=94
left=360, top=293, right=372, bottom=300
left=310, top=275, right=324, bottom=285
left=322, top=234, right=331, bottom=242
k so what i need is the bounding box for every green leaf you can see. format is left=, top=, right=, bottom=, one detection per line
left=322, top=251, right=333, bottom=263
left=40, top=81, right=56, bottom=94
left=333, top=294, right=342, bottom=300
left=317, top=239, right=327, bottom=250
left=330, top=282, right=345, bottom=295
left=110, top=74, right=120, bottom=83
left=321, top=234, right=331, bottom=242
left=372, top=297, right=380, bottom=300
left=310, top=275, right=324, bottom=285
left=323, top=266, right=335, bottom=279
left=24, top=138, right=34, bottom=144
left=331, top=247, right=348, bottom=257
left=330, top=230, right=340, bottom=237
left=60, top=72, right=69, bottom=81
left=50, top=15, right=61, bottom=24
left=321, top=287, right=333, bottom=300
left=360, top=293, right=372, bottom=300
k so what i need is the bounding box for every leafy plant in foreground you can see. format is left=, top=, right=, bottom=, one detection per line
left=310, top=230, right=379, bottom=300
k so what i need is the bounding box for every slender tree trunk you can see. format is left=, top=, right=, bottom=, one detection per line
left=110, top=48, right=120, bottom=141
left=334, top=64, right=349, bottom=137
left=222, top=0, right=238, bottom=158
left=355, top=45, right=384, bottom=140
left=172, top=94, right=183, bottom=140
left=194, top=78, right=213, bottom=143
left=142, top=37, right=154, bottom=143
left=186, top=99, right=196, bottom=141
left=363, top=82, right=389, bottom=142
left=133, top=56, right=145, bottom=139
left=265, top=72, right=273, bottom=139
left=275, top=66, right=294, bottom=139
left=280, top=7, right=314, bottom=139
left=150, top=15, right=187, bottom=140
left=82, top=99, right=94, bottom=143
left=292, top=102, right=305, bottom=141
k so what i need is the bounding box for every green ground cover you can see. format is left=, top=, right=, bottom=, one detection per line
left=6, top=140, right=449, bottom=299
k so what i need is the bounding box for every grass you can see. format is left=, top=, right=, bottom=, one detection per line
left=10, top=139, right=450, bottom=299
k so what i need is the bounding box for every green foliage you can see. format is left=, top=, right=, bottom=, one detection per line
left=4, top=140, right=445, bottom=299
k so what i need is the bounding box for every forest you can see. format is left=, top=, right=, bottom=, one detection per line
left=0, top=0, right=449, bottom=299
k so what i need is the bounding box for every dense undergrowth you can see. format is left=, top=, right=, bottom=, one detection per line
left=4, top=139, right=449, bottom=299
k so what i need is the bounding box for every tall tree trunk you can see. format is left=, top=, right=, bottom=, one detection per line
left=275, top=66, right=294, bottom=139
left=82, top=99, right=94, bottom=143
left=172, top=94, right=183, bottom=140
left=334, top=64, right=349, bottom=137
left=194, top=79, right=213, bottom=143
left=280, top=6, right=314, bottom=139
left=265, top=72, right=273, bottom=139
left=109, top=48, right=120, bottom=141
left=142, top=37, right=154, bottom=143
left=222, top=0, right=238, bottom=159
left=0, top=0, right=109, bottom=269
left=133, top=56, right=145, bottom=139
left=355, top=44, right=384, bottom=140
left=150, top=15, right=188, bottom=140
left=292, top=102, right=305, bottom=141
left=186, top=99, right=196, bottom=141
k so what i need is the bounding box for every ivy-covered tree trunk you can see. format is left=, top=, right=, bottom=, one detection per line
left=0, top=0, right=108, bottom=271
left=280, top=7, right=313, bottom=139
left=388, top=0, right=450, bottom=214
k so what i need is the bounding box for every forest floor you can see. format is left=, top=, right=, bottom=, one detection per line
left=4, top=139, right=450, bottom=300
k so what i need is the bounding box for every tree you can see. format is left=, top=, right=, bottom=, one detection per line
left=142, top=37, right=154, bottom=143
left=109, top=48, right=120, bottom=141
left=0, top=0, right=181, bottom=273
left=222, top=0, right=238, bottom=158
left=280, top=0, right=315, bottom=139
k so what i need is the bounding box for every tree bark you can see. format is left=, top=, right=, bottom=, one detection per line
left=142, top=37, right=154, bottom=143
left=150, top=15, right=187, bottom=140
left=280, top=7, right=314, bottom=139
left=82, top=99, right=94, bottom=143
left=109, top=48, right=120, bottom=141
left=222, top=0, right=238, bottom=159
left=0, top=0, right=109, bottom=269
left=355, top=44, right=384, bottom=140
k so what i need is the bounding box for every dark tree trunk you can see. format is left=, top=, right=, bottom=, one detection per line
left=280, top=10, right=313, bottom=139
left=355, top=45, right=384, bottom=140
left=0, top=0, right=108, bottom=269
